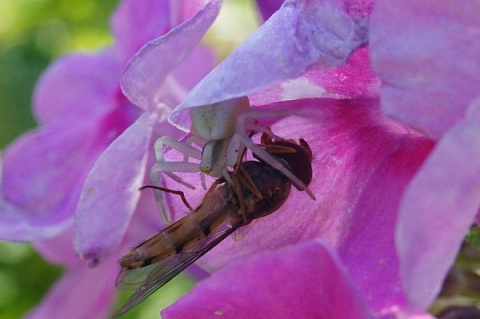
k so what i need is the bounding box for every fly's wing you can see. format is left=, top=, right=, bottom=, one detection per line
left=113, top=220, right=238, bottom=317
left=116, top=263, right=157, bottom=291
left=231, top=222, right=254, bottom=241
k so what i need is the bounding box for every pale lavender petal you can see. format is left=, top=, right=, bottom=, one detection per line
left=163, top=99, right=434, bottom=314
left=171, top=46, right=216, bottom=96
left=74, top=112, right=158, bottom=265
left=111, top=0, right=170, bottom=59
left=136, top=45, right=216, bottom=114
left=33, top=50, right=121, bottom=125
left=397, top=98, right=480, bottom=309
left=163, top=239, right=372, bottom=319
left=170, top=0, right=369, bottom=128
left=121, top=0, right=221, bottom=111
left=370, top=0, right=480, bottom=139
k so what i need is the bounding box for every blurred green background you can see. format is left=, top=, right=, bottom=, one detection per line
left=0, top=0, right=119, bottom=147
left=0, top=0, right=194, bottom=318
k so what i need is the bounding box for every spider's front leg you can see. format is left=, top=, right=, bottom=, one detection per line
left=150, top=136, right=204, bottom=223
left=226, top=108, right=316, bottom=200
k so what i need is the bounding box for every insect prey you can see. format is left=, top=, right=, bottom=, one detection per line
left=114, top=134, right=314, bottom=316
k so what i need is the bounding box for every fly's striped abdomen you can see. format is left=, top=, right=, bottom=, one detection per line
left=119, top=185, right=231, bottom=270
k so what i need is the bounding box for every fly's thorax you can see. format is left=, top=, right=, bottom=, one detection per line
left=254, top=137, right=313, bottom=189
left=269, top=139, right=313, bottom=188
left=235, top=161, right=292, bottom=222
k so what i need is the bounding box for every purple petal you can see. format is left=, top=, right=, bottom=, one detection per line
left=0, top=121, right=104, bottom=240
left=176, top=1, right=210, bottom=23
left=25, top=257, right=117, bottom=319
left=74, top=112, right=158, bottom=265
left=170, top=0, right=369, bottom=128
left=111, top=0, right=171, bottom=59
left=249, top=47, right=380, bottom=105
left=370, top=0, right=480, bottom=139
left=171, top=46, right=216, bottom=97
left=397, top=98, right=480, bottom=309
left=34, top=228, right=82, bottom=266
left=0, top=197, right=71, bottom=241
left=33, top=50, right=121, bottom=125
left=254, top=0, right=284, bottom=21
left=121, top=0, right=221, bottom=111
left=163, top=239, right=372, bottom=319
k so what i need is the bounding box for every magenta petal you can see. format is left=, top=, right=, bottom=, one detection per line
left=397, top=99, right=480, bottom=309
left=111, top=0, right=170, bottom=59
left=170, top=0, right=369, bottom=127
left=121, top=0, right=221, bottom=111
left=164, top=98, right=434, bottom=314
left=163, top=239, right=372, bottom=319
left=74, top=112, right=158, bottom=265
left=33, top=51, right=120, bottom=125
left=370, top=0, right=480, bottom=139
left=249, top=47, right=380, bottom=105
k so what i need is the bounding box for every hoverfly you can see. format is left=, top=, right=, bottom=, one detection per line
left=114, top=133, right=313, bottom=316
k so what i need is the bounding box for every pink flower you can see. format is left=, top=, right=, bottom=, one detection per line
left=137, top=0, right=478, bottom=318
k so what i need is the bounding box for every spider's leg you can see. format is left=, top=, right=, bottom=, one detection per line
left=151, top=136, right=203, bottom=223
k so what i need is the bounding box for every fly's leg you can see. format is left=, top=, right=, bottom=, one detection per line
left=229, top=161, right=264, bottom=225
left=226, top=108, right=315, bottom=203
left=231, top=133, right=316, bottom=200
left=139, top=185, right=194, bottom=212
left=230, top=170, right=248, bottom=225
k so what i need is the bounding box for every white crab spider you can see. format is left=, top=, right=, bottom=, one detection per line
left=150, top=96, right=315, bottom=223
